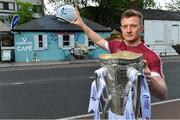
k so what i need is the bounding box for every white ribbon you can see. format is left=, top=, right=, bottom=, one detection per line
left=124, top=88, right=135, bottom=120
left=108, top=109, right=124, bottom=120
left=140, top=75, right=151, bottom=119
left=88, top=80, right=100, bottom=120
left=88, top=68, right=107, bottom=120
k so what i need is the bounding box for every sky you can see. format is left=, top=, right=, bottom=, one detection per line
left=44, top=0, right=172, bottom=15
left=155, top=0, right=171, bottom=9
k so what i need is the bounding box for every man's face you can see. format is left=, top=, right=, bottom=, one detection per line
left=120, top=16, right=143, bottom=42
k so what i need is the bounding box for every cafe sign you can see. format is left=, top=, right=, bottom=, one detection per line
left=16, top=37, right=33, bottom=51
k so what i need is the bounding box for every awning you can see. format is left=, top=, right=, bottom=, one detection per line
left=0, top=21, right=10, bottom=32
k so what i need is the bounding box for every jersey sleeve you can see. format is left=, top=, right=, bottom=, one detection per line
left=148, top=55, right=164, bottom=78
left=108, top=40, right=123, bottom=53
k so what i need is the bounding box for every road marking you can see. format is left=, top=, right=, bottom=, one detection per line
left=89, top=76, right=95, bottom=79
left=58, top=113, right=95, bottom=120
left=0, top=82, right=24, bottom=86
left=152, top=98, right=180, bottom=105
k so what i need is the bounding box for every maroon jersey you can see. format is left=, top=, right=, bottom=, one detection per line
left=108, top=40, right=164, bottom=77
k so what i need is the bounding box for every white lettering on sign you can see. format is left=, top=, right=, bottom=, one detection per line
left=16, top=37, right=33, bottom=52
left=17, top=41, right=32, bottom=45
left=17, top=46, right=32, bottom=51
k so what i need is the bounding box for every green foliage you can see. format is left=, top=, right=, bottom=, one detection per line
left=165, top=0, right=180, bottom=12
left=14, top=0, right=34, bottom=25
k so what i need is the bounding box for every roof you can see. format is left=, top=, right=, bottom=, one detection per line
left=139, top=9, right=180, bottom=21
left=13, top=15, right=112, bottom=32
left=0, top=21, right=10, bottom=32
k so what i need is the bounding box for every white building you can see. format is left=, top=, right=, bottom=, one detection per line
left=0, top=0, right=43, bottom=25
left=140, top=9, right=180, bottom=56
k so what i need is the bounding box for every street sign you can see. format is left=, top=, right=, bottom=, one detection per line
left=10, top=14, right=20, bottom=29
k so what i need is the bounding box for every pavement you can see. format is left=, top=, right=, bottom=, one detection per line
left=0, top=59, right=99, bottom=68
left=0, top=55, right=179, bottom=68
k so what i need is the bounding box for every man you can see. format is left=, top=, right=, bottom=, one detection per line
left=72, top=9, right=167, bottom=100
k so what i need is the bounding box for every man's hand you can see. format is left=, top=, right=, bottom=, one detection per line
left=71, top=8, right=84, bottom=27
left=143, top=60, right=167, bottom=100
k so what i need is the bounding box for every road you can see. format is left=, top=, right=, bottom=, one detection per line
left=0, top=63, right=99, bottom=119
left=0, top=58, right=179, bottom=119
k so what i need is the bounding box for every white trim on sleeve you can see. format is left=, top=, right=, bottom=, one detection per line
left=104, top=41, right=110, bottom=52
left=151, top=71, right=160, bottom=77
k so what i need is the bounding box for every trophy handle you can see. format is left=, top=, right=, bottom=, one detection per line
left=134, top=73, right=142, bottom=118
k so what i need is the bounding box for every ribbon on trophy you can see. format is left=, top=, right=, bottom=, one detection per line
left=127, top=67, right=151, bottom=119
left=123, top=67, right=139, bottom=119
left=124, top=87, right=135, bottom=120
left=140, top=74, right=151, bottom=119
left=88, top=68, right=107, bottom=120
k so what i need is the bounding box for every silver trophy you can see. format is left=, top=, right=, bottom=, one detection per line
left=96, top=51, right=144, bottom=119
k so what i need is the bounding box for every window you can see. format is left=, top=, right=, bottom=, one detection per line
left=0, top=16, right=4, bottom=22
left=33, top=5, right=42, bottom=13
left=88, top=39, right=95, bottom=47
left=0, top=2, right=15, bottom=10
left=84, top=35, right=95, bottom=48
left=63, top=35, right=70, bottom=47
left=4, top=16, right=9, bottom=24
left=8, top=2, right=14, bottom=10
left=34, top=35, right=48, bottom=50
left=3, top=2, right=8, bottom=10
left=1, top=33, right=14, bottom=47
left=58, top=34, right=74, bottom=49
left=0, top=2, right=3, bottom=9
left=38, top=35, right=43, bottom=48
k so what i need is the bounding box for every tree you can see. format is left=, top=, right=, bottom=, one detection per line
left=46, top=0, right=89, bottom=9
left=14, top=0, right=34, bottom=25
left=81, top=0, right=156, bottom=29
left=165, top=0, right=180, bottom=12
left=46, top=0, right=156, bottom=29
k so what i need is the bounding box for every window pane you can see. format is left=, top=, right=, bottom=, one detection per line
left=39, top=42, right=43, bottom=47
left=38, top=35, right=43, bottom=48
left=9, top=3, right=14, bottom=10
left=89, top=41, right=94, bottom=46
left=33, top=5, right=42, bottom=13
left=3, top=2, right=8, bottom=10
left=0, top=3, right=3, bottom=9
left=63, top=42, right=69, bottom=46
left=39, top=35, right=42, bottom=41
left=63, top=35, right=70, bottom=47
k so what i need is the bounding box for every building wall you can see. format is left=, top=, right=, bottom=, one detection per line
left=144, top=20, right=180, bottom=45
left=144, top=20, right=180, bottom=55
left=0, top=0, right=43, bottom=25
left=14, top=31, right=109, bottom=62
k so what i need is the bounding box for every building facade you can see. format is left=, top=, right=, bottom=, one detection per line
left=13, top=15, right=111, bottom=62
left=140, top=9, right=180, bottom=56
left=0, top=0, right=43, bottom=26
